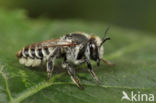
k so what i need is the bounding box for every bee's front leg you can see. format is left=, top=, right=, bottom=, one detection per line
left=100, top=58, right=115, bottom=66
left=86, top=59, right=101, bottom=85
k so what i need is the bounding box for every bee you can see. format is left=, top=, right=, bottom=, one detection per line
left=16, top=27, right=113, bottom=89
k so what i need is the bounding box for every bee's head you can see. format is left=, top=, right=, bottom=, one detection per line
left=89, top=37, right=99, bottom=63
left=89, top=27, right=110, bottom=66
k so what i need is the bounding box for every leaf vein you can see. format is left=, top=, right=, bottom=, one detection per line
left=0, top=66, right=13, bottom=102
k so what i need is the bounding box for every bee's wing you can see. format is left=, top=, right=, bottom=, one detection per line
left=40, top=39, right=77, bottom=47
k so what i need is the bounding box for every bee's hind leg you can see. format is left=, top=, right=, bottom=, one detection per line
left=47, top=57, right=55, bottom=80
left=86, top=59, right=101, bottom=85
left=46, top=48, right=59, bottom=80
left=65, top=63, right=83, bottom=89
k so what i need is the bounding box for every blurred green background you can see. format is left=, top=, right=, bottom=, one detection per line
left=0, top=0, right=156, bottom=33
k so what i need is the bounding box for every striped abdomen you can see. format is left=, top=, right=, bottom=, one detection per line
left=16, top=45, right=54, bottom=67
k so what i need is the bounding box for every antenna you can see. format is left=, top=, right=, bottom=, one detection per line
left=99, top=26, right=111, bottom=47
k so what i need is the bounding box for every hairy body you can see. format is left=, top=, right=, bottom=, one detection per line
left=16, top=30, right=112, bottom=89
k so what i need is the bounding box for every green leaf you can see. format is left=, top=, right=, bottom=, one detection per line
left=0, top=9, right=156, bottom=103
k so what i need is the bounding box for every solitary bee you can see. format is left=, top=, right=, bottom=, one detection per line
left=16, top=27, right=113, bottom=89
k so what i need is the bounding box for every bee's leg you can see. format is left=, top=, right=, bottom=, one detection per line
left=100, top=58, right=115, bottom=66
left=66, top=63, right=83, bottom=89
left=47, top=57, right=55, bottom=80
left=46, top=48, right=59, bottom=80
left=86, top=59, right=101, bottom=85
